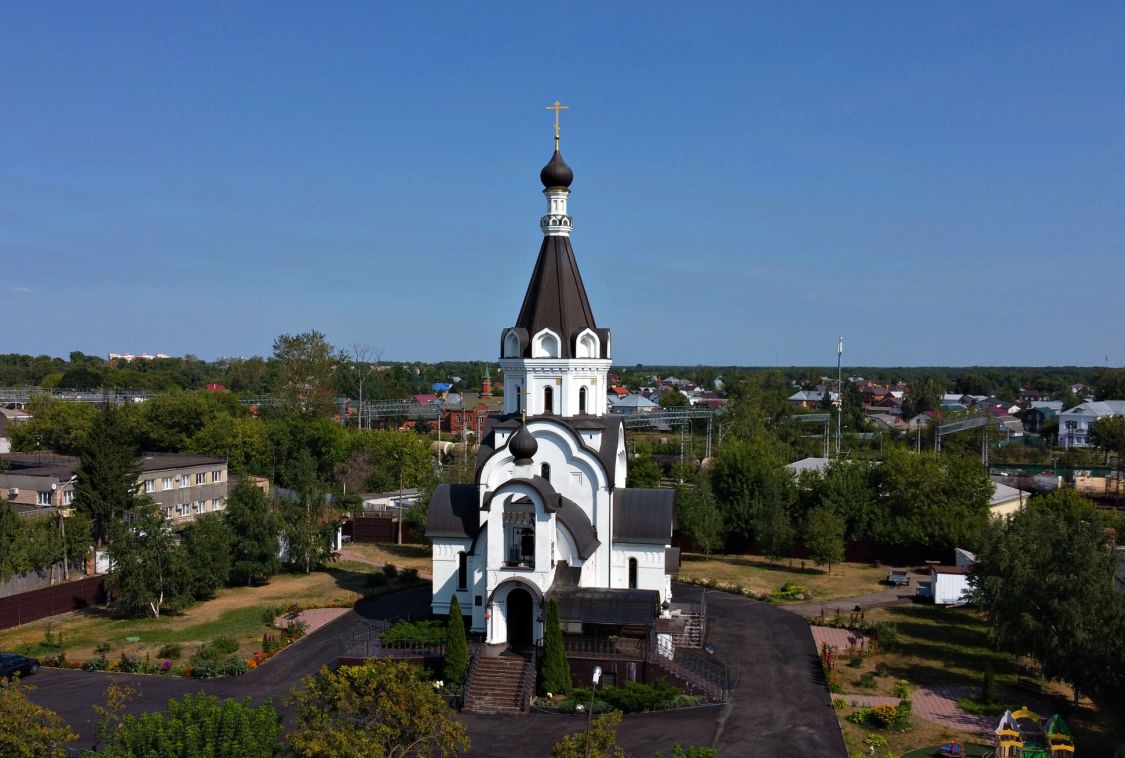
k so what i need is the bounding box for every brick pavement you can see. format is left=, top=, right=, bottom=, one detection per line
left=912, top=684, right=995, bottom=736
left=811, top=625, right=871, bottom=654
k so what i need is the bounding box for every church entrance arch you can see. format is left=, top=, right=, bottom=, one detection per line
left=506, top=587, right=534, bottom=649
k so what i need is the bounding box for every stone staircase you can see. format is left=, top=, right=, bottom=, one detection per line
left=462, top=655, right=532, bottom=715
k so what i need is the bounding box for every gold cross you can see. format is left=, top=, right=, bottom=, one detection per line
left=546, top=100, right=568, bottom=148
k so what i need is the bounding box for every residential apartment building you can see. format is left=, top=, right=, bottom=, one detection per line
left=1, top=452, right=229, bottom=524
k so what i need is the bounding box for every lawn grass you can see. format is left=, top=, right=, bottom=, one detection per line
left=830, top=603, right=1125, bottom=756
left=343, top=542, right=431, bottom=574
left=0, top=559, right=380, bottom=664
left=678, top=551, right=887, bottom=602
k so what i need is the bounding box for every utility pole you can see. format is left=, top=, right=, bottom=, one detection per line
left=836, top=337, right=843, bottom=457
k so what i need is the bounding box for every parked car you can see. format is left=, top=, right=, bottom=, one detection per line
left=0, top=653, right=39, bottom=679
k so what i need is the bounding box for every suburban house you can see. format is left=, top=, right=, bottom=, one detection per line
left=1058, top=400, right=1125, bottom=448
left=607, top=392, right=659, bottom=416
left=426, top=141, right=678, bottom=653
left=1, top=452, right=229, bottom=524
left=1022, top=405, right=1058, bottom=434
left=989, top=480, right=1029, bottom=519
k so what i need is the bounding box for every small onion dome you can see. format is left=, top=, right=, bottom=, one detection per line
left=509, top=421, right=538, bottom=465
left=540, top=149, right=573, bottom=189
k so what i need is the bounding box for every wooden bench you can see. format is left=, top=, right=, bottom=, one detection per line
left=285, top=604, right=302, bottom=621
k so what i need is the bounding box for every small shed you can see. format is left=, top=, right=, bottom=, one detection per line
left=931, top=565, right=971, bottom=606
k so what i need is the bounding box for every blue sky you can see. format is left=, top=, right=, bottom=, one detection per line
left=2, top=3, right=1123, bottom=367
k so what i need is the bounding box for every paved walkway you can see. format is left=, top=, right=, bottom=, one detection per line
left=27, top=583, right=848, bottom=757
left=912, top=684, right=995, bottom=736
left=811, top=625, right=871, bottom=654
left=785, top=586, right=915, bottom=618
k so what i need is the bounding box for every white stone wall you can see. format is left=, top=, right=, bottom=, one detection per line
left=611, top=544, right=671, bottom=604
left=499, top=357, right=611, bottom=417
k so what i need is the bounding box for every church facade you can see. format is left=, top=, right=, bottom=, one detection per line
left=427, top=132, right=677, bottom=648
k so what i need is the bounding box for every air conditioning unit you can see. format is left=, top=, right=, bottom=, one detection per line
left=8, top=488, right=18, bottom=498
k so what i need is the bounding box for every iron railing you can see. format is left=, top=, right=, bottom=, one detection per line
left=516, top=645, right=538, bottom=711
left=461, top=647, right=481, bottom=709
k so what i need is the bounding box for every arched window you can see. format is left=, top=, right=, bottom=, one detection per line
left=628, top=557, right=638, bottom=589
left=578, top=386, right=588, bottom=414
left=543, top=385, right=554, bottom=414
left=540, top=463, right=550, bottom=482
left=457, top=552, right=468, bottom=590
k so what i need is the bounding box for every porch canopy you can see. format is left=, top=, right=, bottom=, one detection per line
left=550, top=587, right=660, bottom=627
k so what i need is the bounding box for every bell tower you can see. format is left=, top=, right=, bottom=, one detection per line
left=499, top=104, right=611, bottom=418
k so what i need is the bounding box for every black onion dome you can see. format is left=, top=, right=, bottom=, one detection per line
left=509, top=421, right=538, bottom=465
left=540, top=149, right=573, bottom=188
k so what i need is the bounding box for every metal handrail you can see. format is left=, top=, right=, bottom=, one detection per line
left=516, top=645, right=538, bottom=711
left=461, top=647, right=481, bottom=708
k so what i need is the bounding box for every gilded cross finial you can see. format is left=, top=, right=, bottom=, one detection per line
left=546, top=100, right=568, bottom=150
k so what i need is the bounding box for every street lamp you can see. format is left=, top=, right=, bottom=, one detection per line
left=583, top=665, right=602, bottom=758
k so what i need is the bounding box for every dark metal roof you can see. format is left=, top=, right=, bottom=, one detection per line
left=425, top=483, right=480, bottom=539
left=556, top=496, right=600, bottom=560
left=540, top=148, right=573, bottom=188
left=482, top=475, right=559, bottom=512
left=508, top=235, right=609, bottom=359
left=549, top=587, right=659, bottom=626
left=613, top=488, right=675, bottom=545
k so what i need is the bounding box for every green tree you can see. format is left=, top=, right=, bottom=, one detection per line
left=0, top=677, right=77, bottom=758
left=224, top=480, right=282, bottom=586
left=281, top=491, right=337, bottom=575
left=444, top=595, right=469, bottom=688
left=101, top=693, right=281, bottom=757
left=0, top=502, right=21, bottom=580
left=626, top=454, right=662, bottom=488
left=971, top=497, right=1125, bottom=716
left=551, top=710, right=625, bottom=758
left=540, top=598, right=572, bottom=695
left=676, top=476, right=724, bottom=555
left=754, top=495, right=794, bottom=561
left=804, top=506, right=845, bottom=573
left=272, top=330, right=339, bottom=418
left=179, top=513, right=231, bottom=600
left=658, top=388, right=690, bottom=408
left=286, top=660, right=469, bottom=758
left=188, top=415, right=270, bottom=476
left=8, top=396, right=98, bottom=455
left=710, top=440, right=794, bottom=551
left=106, top=500, right=187, bottom=618
left=72, top=407, right=141, bottom=546
left=1089, top=415, right=1125, bottom=467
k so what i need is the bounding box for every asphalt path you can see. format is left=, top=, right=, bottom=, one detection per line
left=25, top=584, right=846, bottom=757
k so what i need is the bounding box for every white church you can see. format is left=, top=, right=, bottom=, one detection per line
left=427, top=129, right=678, bottom=649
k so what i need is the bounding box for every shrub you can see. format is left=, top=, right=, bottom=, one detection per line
left=847, top=655, right=863, bottom=668
left=83, top=655, right=109, bottom=672
left=956, top=696, right=1009, bottom=717
left=892, top=679, right=911, bottom=699
left=864, top=734, right=889, bottom=748
left=400, top=567, right=419, bottom=582
left=874, top=622, right=898, bottom=651
left=95, top=642, right=112, bottom=654
left=105, top=693, right=282, bottom=756
left=982, top=663, right=997, bottom=704
left=118, top=653, right=143, bottom=674
left=41, top=623, right=63, bottom=650
left=831, top=698, right=848, bottom=709
left=218, top=656, right=248, bottom=676
left=890, top=699, right=912, bottom=731
left=597, top=680, right=681, bottom=713
left=208, top=635, right=240, bottom=656
left=41, top=651, right=67, bottom=668
left=285, top=619, right=308, bottom=640
left=382, top=563, right=399, bottom=579
left=770, top=582, right=809, bottom=601
left=874, top=661, right=890, bottom=677
left=871, top=704, right=898, bottom=728
left=858, top=672, right=877, bottom=689
left=444, top=596, right=468, bottom=688
left=261, top=604, right=286, bottom=626
left=366, top=572, right=389, bottom=588
left=847, top=708, right=872, bottom=725
left=540, top=598, right=572, bottom=695
left=189, top=658, right=217, bottom=679
left=157, top=643, right=182, bottom=660
left=379, top=619, right=447, bottom=646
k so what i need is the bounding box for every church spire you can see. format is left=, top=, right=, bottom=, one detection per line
left=539, top=100, right=573, bottom=237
